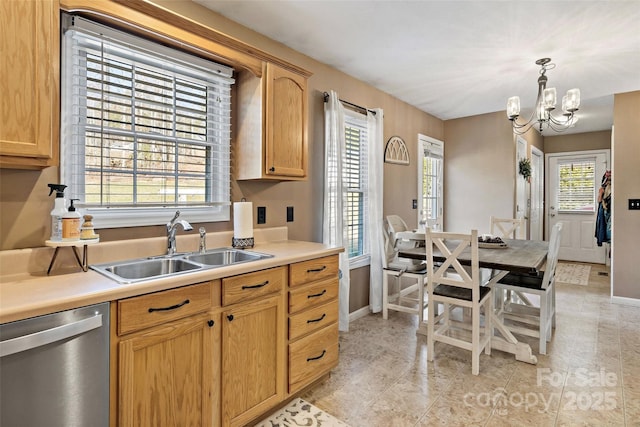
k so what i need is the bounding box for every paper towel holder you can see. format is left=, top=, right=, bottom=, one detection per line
left=232, top=198, right=254, bottom=249
left=232, top=237, right=254, bottom=249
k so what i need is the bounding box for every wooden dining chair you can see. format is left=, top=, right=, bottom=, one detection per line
left=493, top=223, right=563, bottom=354
left=490, top=216, right=526, bottom=240
left=426, top=229, right=492, bottom=375
left=382, top=219, right=428, bottom=325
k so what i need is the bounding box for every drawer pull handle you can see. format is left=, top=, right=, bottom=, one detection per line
left=307, top=313, right=326, bottom=324
left=307, top=289, right=327, bottom=299
left=307, top=350, right=326, bottom=362
left=242, top=280, right=269, bottom=290
left=148, top=299, right=190, bottom=313
left=307, top=266, right=327, bottom=273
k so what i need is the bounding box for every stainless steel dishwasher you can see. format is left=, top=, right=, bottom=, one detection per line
left=0, top=302, right=109, bottom=427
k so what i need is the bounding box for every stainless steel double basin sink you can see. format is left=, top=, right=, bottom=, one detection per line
left=91, top=248, right=273, bottom=284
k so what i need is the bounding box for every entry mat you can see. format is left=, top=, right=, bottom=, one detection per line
left=254, top=398, right=351, bottom=427
left=555, top=262, right=591, bottom=286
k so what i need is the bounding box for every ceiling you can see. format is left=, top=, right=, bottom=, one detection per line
left=195, top=0, right=640, bottom=136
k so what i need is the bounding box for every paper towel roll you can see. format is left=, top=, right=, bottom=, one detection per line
left=233, top=202, right=253, bottom=239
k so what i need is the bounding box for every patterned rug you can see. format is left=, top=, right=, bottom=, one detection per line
left=254, top=398, right=350, bottom=427
left=555, top=262, right=591, bottom=286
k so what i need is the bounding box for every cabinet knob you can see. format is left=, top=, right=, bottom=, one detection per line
left=269, top=166, right=275, bottom=172
left=227, top=314, right=234, bottom=322
left=207, top=320, right=214, bottom=327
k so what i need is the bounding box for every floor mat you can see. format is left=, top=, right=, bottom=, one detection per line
left=254, top=398, right=351, bottom=427
left=556, top=262, right=591, bottom=285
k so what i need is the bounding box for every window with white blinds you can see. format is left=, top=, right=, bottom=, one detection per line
left=418, top=136, right=443, bottom=230
left=344, top=111, right=369, bottom=258
left=557, top=159, right=596, bottom=212
left=60, top=14, right=234, bottom=227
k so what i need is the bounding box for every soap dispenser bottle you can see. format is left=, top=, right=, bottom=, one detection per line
left=48, top=184, right=67, bottom=241
left=62, top=199, right=82, bottom=241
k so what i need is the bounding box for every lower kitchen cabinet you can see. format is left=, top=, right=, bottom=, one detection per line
left=118, top=312, right=217, bottom=427
left=111, top=255, right=339, bottom=426
left=221, top=287, right=285, bottom=426
left=115, top=281, right=219, bottom=427
left=287, top=256, right=340, bottom=394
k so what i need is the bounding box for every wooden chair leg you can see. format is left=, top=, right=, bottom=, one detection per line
left=382, top=272, right=390, bottom=320
left=418, top=279, right=425, bottom=325
left=485, top=297, right=493, bottom=356
left=472, top=304, right=480, bottom=375
left=427, top=300, right=435, bottom=362
left=539, top=292, right=549, bottom=355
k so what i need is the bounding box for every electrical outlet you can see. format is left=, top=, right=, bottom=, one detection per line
left=629, top=199, right=640, bottom=210
left=257, top=206, right=266, bottom=224
left=412, top=199, right=417, bottom=209
left=286, top=206, right=294, bottom=222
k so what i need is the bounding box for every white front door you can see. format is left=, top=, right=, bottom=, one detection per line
left=546, top=150, right=610, bottom=263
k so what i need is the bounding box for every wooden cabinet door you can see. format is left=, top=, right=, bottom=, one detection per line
left=118, top=313, right=215, bottom=427
left=264, top=63, right=307, bottom=178
left=222, top=294, right=285, bottom=427
left=0, top=0, right=59, bottom=168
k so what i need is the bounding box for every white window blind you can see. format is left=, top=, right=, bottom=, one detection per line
left=344, top=112, right=369, bottom=258
left=557, top=159, right=596, bottom=212
left=419, top=136, right=443, bottom=230
left=61, top=14, right=234, bottom=227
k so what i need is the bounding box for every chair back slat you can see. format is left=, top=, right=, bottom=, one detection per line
left=490, top=216, right=526, bottom=239
left=541, top=223, right=563, bottom=289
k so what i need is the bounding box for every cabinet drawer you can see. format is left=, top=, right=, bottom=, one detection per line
left=289, top=255, right=339, bottom=288
left=289, top=324, right=339, bottom=394
left=223, top=267, right=285, bottom=306
left=118, top=282, right=214, bottom=335
left=289, top=277, right=338, bottom=314
left=289, top=299, right=338, bottom=341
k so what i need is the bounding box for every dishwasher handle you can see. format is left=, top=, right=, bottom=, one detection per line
left=0, top=313, right=103, bottom=357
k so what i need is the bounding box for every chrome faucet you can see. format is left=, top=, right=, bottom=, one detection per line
left=166, top=211, right=193, bottom=256
left=198, top=227, right=207, bottom=254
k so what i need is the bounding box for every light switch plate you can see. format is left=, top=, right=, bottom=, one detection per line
left=629, top=199, right=640, bottom=210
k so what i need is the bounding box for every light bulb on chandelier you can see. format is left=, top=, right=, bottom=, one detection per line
left=507, top=58, right=580, bottom=135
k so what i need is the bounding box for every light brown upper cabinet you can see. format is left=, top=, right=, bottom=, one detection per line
left=236, top=63, right=308, bottom=180
left=0, top=0, right=60, bottom=169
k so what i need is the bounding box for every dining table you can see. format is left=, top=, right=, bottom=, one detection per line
left=399, top=238, right=550, bottom=365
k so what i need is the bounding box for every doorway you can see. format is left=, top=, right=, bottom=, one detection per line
left=515, top=137, right=528, bottom=230
left=546, top=150, right=610, bottom=263
left=530, top=146, right=544, bottom=241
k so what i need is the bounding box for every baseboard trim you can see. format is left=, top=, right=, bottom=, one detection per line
left=611, top=295, right=640, bottom=307
left=349, top=305, right=371, bottom=323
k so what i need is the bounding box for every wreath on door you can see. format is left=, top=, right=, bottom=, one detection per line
left=518, top=158, right=531, bottom=181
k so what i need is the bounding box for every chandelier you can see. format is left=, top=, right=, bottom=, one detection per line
left=507, top=58, right=580, bottom=135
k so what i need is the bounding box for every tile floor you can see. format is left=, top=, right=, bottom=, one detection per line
left=302, top=263, right=640, bottom=427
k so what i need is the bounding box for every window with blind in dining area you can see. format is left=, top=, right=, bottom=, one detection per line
left=556, top=159, right=596, bottom=212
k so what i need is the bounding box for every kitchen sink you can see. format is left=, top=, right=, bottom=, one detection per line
left=183, top=248, right=267, bottom=266
left=92, top=258, right=203, bottom=284
left=91, top=248, right=272, bottom=284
